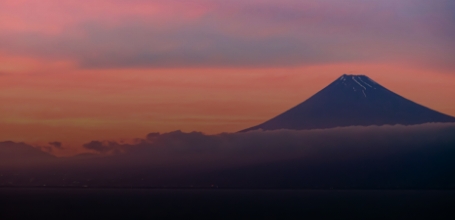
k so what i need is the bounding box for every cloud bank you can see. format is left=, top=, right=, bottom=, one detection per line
left=2, top=123, right=454, bottom=165
left=3, top=123, right=454, bottom=168
left=98, top=123, right=455, bottom=168
left=1, top=123, right=455, bottom=188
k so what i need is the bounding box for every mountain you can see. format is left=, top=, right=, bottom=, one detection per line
left=241, top=74, right=455, bottom=132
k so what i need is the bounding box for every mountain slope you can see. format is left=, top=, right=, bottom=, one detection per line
left=241, top=74, right=455, bottom=132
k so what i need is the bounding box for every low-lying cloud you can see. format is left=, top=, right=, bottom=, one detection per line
left=2, top=123, right=455, bottom=167
left=75, top=123, right=455, bottom=171
left=1, top=123, right=455, bottom=187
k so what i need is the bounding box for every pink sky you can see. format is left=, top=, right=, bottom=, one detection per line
left=1, top=0, right=454, bottom=155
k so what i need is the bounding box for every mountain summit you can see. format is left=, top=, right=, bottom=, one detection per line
left=241, top=74, right=455, bottom=132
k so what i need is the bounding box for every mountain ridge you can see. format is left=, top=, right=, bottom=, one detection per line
left=241, top=74, right=455, bottom=132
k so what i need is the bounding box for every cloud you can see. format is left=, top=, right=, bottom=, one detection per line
left=2, top=123, right=455, bottom=169
left=146, top=132, right=160, bottom=141
left=48, top=142, right=62, bottom=149
left=0, top=0, right=454, bottom=69
left=1, top=123, right=455, bottom=187
left=0, top=141, right=56, bottom=166
left=83, top=141, right=123, bottom=154
left=61, top=123, right=455, bottom=176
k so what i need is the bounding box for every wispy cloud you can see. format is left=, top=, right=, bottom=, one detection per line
left=0, top=0, right=454, bottom=69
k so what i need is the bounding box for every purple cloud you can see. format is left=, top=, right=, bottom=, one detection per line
left=0, top=0, right=453, bottom=70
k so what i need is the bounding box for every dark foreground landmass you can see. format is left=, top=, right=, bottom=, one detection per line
left=0, top=189, right=454, bottom=220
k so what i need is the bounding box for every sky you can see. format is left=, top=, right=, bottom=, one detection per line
left=1, top=0, right=455, bottom=156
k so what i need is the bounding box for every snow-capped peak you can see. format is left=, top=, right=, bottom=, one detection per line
left=337, top=74, right=377, bottom=92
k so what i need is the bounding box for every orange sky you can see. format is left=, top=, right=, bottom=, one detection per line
left=1, top=0, right=454, bottom=156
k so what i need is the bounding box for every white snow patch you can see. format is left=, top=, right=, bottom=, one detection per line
left=352, top=76, right=366, bottom=90
left=358, top=77, right=373, bottom=88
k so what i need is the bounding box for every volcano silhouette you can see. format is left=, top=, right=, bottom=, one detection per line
left=241, top=74, right=455, bottom=132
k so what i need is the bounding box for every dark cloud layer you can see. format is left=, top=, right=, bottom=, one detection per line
left=48, top=142, right=62, bottom=149
left=1, top=123, right=454, bottom=188
left=83, top=141, right=122, bottom=154
left=0, top=141, right=56, bottom=167
left=107, top=123, right=455, bottom=169
left=3, top=123, right=455, bottom=167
